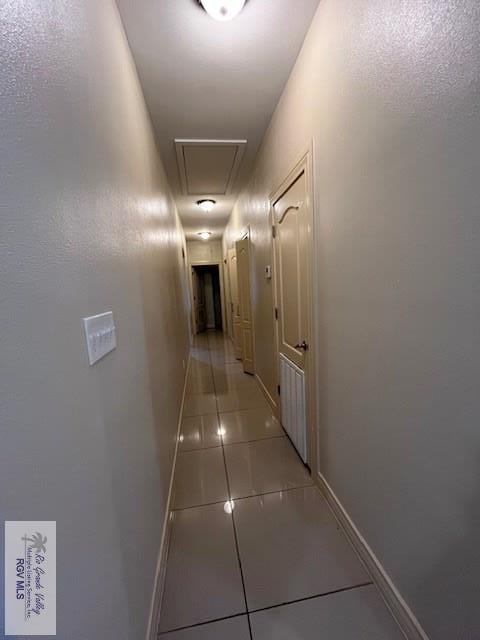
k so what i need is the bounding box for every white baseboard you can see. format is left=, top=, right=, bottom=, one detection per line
left=146, top=353, right=191, bottom=640
left=316, top=472, right=428, bottom=640
left=255, top=372, right=279, bottom=416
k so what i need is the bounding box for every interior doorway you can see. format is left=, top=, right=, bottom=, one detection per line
left=271, top=148, right=316, bottom=469
left=191, top=264, right=223, bottom=334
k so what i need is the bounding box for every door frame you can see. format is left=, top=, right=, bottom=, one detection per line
left=269, top=142, right=318, bottom=472
left=235, top=227, right=256, bottom=374
left=188, top=261, right=227, bottom=336
left=223, top=251, right=233, bottom=340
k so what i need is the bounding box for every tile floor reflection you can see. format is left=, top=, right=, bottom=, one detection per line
left=159, top=331, right=404, bottom=639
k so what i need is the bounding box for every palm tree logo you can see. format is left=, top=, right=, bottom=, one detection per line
left=22, top=532, right=47, bottom=554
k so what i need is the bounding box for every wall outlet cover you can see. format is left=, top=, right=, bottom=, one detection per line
left=83, top=312, right=117, bottom=366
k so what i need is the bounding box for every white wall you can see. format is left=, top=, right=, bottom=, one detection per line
left=0, top=1, right=189, bottom=638
left=187, top=239, right=223, bottom=263
left=224, top=1, right=480, bottom=637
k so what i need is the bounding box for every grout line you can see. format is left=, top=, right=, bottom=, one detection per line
left=171, top=498, right=229, bottom=513
left=222, top=435, right=288, bottom=449
left=222, top=434, right=285, bottom=446
left=157, top=582, right=374, bottom=636
left=179, top=434, right=285, bottom=455
left=217, top=406, right=280, bottom=416
left=216, top=406, right=275, bottom=416
left=231, top=482, right=315, bottom=503
left=210, top=342, right=254, bottom=640
left=220, top=445, right=254, bottom=640
left=170, top=482, right=317, bottom=513
left=158, top=611, right=247, bottom=636
left=248, top=581, right=374, bottom=616
left=177, top=443, right=223, bottom=453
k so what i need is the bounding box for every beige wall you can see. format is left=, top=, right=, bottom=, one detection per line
left=224, top=1, right=480, bottom=637
left=0, top=1, right=189, bottom=638
left=187, top=239, right=223, bottom=264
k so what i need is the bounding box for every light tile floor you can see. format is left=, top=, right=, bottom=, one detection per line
left=159, top=332, right=404, bottom=639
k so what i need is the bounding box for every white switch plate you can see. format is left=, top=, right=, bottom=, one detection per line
left=83, top=311, right=117, bottom=365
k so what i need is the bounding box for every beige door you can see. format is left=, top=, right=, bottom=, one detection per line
left=192, top=267, right=206, bottom=333
left=235, top=236, right=254, bottom=374
left=228, top=248, right=242, bottom=359
left=273, top=172, right=310, bottom=368
left=273, top=169, right=313, bottom=460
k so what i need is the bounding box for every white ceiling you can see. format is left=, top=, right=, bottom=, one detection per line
left=117, top=0, right=320, bottom=239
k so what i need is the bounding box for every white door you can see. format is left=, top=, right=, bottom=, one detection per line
left=228, top=248, right=242, bottom=359
left=273, top=169, right=312, bottom=461
left=236, top=236, right=254, bottom=374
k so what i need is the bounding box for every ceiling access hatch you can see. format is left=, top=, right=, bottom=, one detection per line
left=175, top=139, right=247, bottom=196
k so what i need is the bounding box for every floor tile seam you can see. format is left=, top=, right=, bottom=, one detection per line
left=178, top=434, right=285, bottom=455
left=171, top=498, right=229, bottom=512
left=222, top=435, right=289, bottom=451
left=158, top=611, right=247, bottom=636
left=246, top=581, right=374, bottom=616
left=216, top=406, right=274, bottom=416
left=157, top=581, right=375, bottom=636
left=170, top=481, right=317, bottom=513
left=181, top=411, right=218, bottom=419
left=230, top=481, right=316, bottom=503
left=177, top=444, right=223, bottom=454
left=221, top=434, right=286, bottom=446
left=221, top=445, right=254, bottom=640
left=212, top=350, right=254, bottom=640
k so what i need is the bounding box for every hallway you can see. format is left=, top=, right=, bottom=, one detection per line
left=2, top=0, right=480, bottom=638
left=159, top=332, right=403, bottom=638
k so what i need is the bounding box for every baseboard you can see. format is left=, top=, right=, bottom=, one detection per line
left=146, top=352, right=191, bottom=640
left=316, top=472, right=429, bottom=640
left=255, top=372, right=279, bottom=416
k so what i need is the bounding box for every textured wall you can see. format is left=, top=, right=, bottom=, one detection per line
left=224, top=1, right=480, bottom=637
left=187, top=240, right=223, bottom=264
left=0, top=1, right=189, bottom=638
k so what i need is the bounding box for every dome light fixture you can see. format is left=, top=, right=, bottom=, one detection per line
left=196, top=199, right=216, bottom=212
left=198, top=231, right=212, bottom=240
left=198, top=0, right=247, bottom=22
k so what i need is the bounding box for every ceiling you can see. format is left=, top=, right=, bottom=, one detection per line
left=117, top=0, right=321, bottom=239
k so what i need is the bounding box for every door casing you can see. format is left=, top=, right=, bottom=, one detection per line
left=227, top=247, right=242, bottom=358
left=224, top=253, right=233, bottom=339
left=188, top=260, right=227, bottom=338
left=191, top=266, right=207, bottom=333
left=270, top=144, right=318, bottom=472
left=236, top=230, right=255, bottom=374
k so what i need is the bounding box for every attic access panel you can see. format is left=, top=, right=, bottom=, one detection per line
left=175, top=139, right=247, bottom=196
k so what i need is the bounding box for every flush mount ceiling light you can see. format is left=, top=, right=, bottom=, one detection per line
left=197, top=0, right=247, bottom=22
left=196, top=199, right=216, bottom=212
left=198, top=231, right=212, bottom=240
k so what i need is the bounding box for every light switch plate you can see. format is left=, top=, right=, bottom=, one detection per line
left=83, top=312, right=117, bottom=365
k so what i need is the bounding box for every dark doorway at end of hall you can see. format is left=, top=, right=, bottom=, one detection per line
left=191, top=264, right=223, bottom=334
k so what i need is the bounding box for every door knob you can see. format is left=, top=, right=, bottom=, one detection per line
left=295, top=340, right=309, bottom=351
